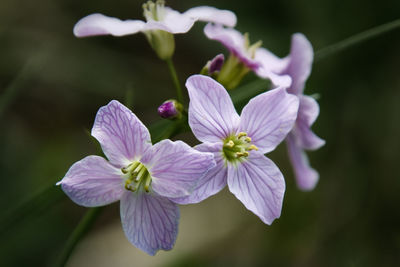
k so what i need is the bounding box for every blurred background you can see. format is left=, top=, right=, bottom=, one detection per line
left=1, top=0, right=400, bottom=266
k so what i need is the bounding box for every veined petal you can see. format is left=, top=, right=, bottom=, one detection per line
left=285, top=33, right=314, bottom=95
left=172, top=142, right=227, bottom=204
left=141, top=140, right=215, bottom=198
left=239, top=87, right=299, bottom=154
left=293, top=95, right=325, bottom=150
left=184, top=6, right=237, bottom=27
left=204, top=24, right=259, bottom=70
left=286, top=134, right=319, bottom=191
left=91, top=100, right=151, bottom=168
left=227, top=153, right=285, bottom=225
left=144, top=7, right=195, bottom=34
left=73, top=13, right=145, bottom=37
left=120, top=192, right=179, bottom=255
left=186, top=75, right=240, bottom=143
left=58, top=156, right=124, bottom=207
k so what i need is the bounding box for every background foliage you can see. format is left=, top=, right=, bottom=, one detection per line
left=1, top=0, right=399, bottom=266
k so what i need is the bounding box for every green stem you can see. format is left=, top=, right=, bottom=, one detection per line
left=0, top=62, right=32, bottom=119
left=54, top=207, right=103, bottom=267
left=165, top=58, right=184, bottom=103
left=315, top=18, right=400, bottom=62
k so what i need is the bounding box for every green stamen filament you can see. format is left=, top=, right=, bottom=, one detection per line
left=243, top=33, right=263, bottom=59
left=143, top=0, right=165, bottom=21
left=121, top=162, right=152, bottom=193
left=222, top=132, right=259, bottom=162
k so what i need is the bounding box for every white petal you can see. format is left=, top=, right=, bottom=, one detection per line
left=184, top=6, right=237, bottom=27
left=144, top=7, right=195, bottom=34
left=73, top=13, right=145, bottom=37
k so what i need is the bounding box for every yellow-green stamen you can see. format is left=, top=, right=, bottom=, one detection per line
left=121, top=161, right=152, bottom=193
left=222, top=132, right=259, bottom=163
left=143, top=0, right=166, bottom=21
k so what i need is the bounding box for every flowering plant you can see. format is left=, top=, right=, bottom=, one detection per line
left=58, top=0, right=325, bottom=258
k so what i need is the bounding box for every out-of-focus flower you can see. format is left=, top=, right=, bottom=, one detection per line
left=73, top=1, right=236, bottom=59
left=267, top=34, right=325, bottom=190
left=204, top=23, right=292, bottom=89
left=57, top=100, right=215, bottom=255
left=173, top=75, right=299, bottom=225
left=157, top=99, right=183, bottom=119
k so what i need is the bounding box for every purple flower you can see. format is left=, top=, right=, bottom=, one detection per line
left=73, top=1, right=236, bottom=59
left=173, top=75, right=299, bottom=225
left=259, top=34, right=325, bottom=190
left=57, top=100, right=215, bottom=255
left=204, top=23, right=292, bottom=89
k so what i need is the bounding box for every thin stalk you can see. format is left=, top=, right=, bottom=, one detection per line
left=165, top=58, right=184, bottom=103
left=54, top=207, right=103, bottom=267
left=315, top=18, right=400, bottom=62
left=0, top=62, right=32, bottom=119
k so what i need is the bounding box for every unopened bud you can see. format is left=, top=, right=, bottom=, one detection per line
left=200, top=54, right=225, bottom=76
left=157, top=99, right=183, bottom=119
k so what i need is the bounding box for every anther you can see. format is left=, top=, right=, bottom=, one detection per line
left=236, top=151, right=249, bottom=158
left=225, top=140, right=235, bottom=148
left=244, top=137, right=252, bottom=143
left=237, top=132, right=247, bottom=138
left=247, top=145, right=258, bottom=151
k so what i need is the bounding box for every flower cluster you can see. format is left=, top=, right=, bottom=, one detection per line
left=59, top=1, right=324, bottom=256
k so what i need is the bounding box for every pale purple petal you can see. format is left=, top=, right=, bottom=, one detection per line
left=144, top=7, right=195, bottom=34
left=239, top=87, right=299, bottom=154
left=254, top=48, right=292, bottom=87
left=91, top=100, right=151, bottom=168
left=172, top=142, right=227, bottom=204
left=141, top=139, right=216, bottom=198
left=292, top=95, right=325, bottom=150
left=184, top=6, right=237, bottom=27
left=286, top=134, right=319, bottom=191
left=227, top=153, right=285, bottom=225
left=256, top=69, right=292, bottom=88
left=120, top=192, right=179, bottom=255
left=58, top=156, right=124, bottom=207
left=284, top=33, right=314, bottom=95
left=255, top=47, right=289, bottom=74
left=204, top=23, right=260, bottom=70
left=73, top=13, right=145, bottom=37
left=186, top=75, right=240, bottom=143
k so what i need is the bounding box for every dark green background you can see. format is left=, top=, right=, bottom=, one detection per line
left=1, top=0, right=399, bottom=266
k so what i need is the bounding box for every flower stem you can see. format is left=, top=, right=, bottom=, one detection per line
left=315, top=18, right=400, bottom=62
left=54, top=207, right=104, bottom=267
left=165, top=58, right=184, bottom=104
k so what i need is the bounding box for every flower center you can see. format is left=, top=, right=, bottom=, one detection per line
left=222, top=132, right=258, bottom=162
left=121, top=161, right=152, bottom=193
left=142, top=0, right=166, bottom=21
left=243, top=33, right=262, bottom=59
